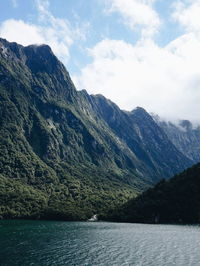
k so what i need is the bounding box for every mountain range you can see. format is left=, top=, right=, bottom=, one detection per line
left=0, top=38, right=198, bottom=220
left=153, top=116, right=200, bottom=163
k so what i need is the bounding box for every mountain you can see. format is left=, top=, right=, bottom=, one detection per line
left=91, top=100, right=192, bottom=180
left=103, top=162, right=200, bottom=224
left=0, top=38, right=192, bottom=220
left=154, top=116, right=200, bottom=163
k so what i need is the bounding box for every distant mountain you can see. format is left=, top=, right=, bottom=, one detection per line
left=103, top=162, right=200, bottom=224
left=154, top=116, right=200, bottom=163
left=0, top=38, right=193, bottom=220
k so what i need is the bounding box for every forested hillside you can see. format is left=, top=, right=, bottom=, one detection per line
left=102, top=163, right=200, bottom=224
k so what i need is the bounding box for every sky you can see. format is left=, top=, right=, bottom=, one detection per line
left=1, top=0, right=200, bottom=122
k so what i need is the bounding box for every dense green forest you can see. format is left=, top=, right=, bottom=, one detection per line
left=102, top=163, right=200, bottom=224
left=0, top=174, right=136, bottom=220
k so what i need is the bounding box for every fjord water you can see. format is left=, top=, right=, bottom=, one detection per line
left=0, top=221, right=200, bottom=266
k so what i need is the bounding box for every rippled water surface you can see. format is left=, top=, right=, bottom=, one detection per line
left=0, top=220, right=200, bottom=265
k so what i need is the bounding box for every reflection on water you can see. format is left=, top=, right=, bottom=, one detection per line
left=0, top=220, right=200, bottom=266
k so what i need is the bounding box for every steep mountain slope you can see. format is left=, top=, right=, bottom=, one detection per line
left=0, top=39, right=142, bottom=219
left=0, top=38, right=192, bottom=219
left=90, top=97, right=192, bottom=180
left=154, top=116, right=200, bottom=163
left=103, top=162, right=200, bottom=224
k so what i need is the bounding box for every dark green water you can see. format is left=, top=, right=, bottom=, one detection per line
left=0, top=220, right=200, bottom=266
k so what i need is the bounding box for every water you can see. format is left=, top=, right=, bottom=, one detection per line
left=0, top=220, right=200, bottom=266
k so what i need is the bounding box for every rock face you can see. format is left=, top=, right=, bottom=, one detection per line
left=154, top=116, right=200, bottom=163
left=0, top=38, right=193, bottom=220
left=91, top=100, right=192, bottom=180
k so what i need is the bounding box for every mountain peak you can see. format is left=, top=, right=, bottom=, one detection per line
left=180, top=120, right=192, bottom=130
left=0, top=38, right=60, bottom=74
left=131, top=106, right=152, bottom=121
left=132, top=106, right=147, bottom=113
left=23, top=43, right=59, bottom=74
left=0, top=38, right=52, bottom=55
left=24, top=43, right=54, bottom=59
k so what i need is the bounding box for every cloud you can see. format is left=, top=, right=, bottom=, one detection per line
left=73, top=35, right=200, bottom=122
left=0, top=19, right=44, bottom=45
left=36, top=0, right=50, bottom=12
left=104, top=0, right=160, bottom=38
left=173, top=0, right=200, bottom=33
left=0, top=0, right=86, bottom=64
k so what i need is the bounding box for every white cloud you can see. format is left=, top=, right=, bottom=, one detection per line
left=0, top=20, right=71, bottom=65
left=73, top=35, right=200, bottom=122
left=0, top=0, right=86, bottom=65
left=104, top=0, right=160, bottom=37
left=173, top=0, right=200, bottom=33
left=0, top=19, right=44, bottom=45
left=36, top=0, right=50, bottom=13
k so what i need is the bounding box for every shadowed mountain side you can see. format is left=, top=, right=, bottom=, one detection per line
left=102, top=163, right=200, bottom=224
